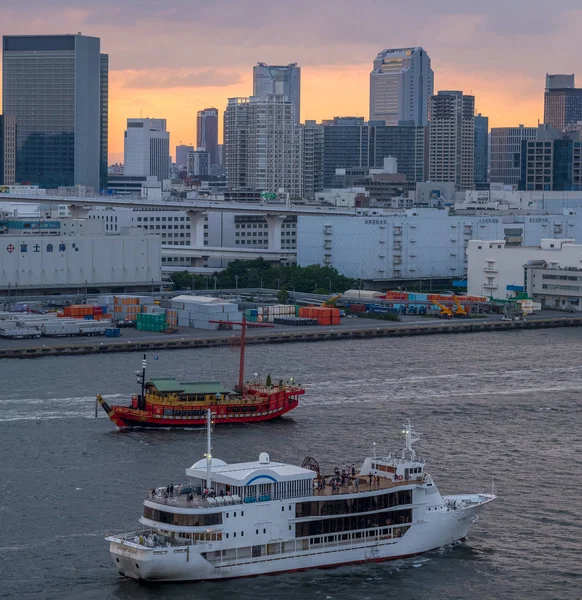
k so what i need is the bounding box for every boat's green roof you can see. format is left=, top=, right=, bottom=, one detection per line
left=148, top=378, right=231, bottom=394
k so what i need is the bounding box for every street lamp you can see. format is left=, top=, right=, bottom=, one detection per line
left=213, top=276, right=218, bottom=290
left=327, top=278, right=332, bottom=293
left=191, top=274, right=195, bottom=291
left=260, top=278, right=263, bottom=291
left=235, top=275, right=239, bottom=291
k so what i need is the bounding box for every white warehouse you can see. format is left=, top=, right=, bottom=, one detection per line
left=296, top=209, right=582, bottom=281
left=0, top=234, right=162, bottom=293
left=467, top=238, right=582, bottom=300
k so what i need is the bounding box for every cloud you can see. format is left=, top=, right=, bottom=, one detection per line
left=121, top=69, right=244, bottom=89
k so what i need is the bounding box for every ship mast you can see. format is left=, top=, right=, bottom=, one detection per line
left=238, top=315, right=247, bottom=393
left=206, top=409, right=212, bottom=490
left=208, top=315, right=274, bottom=393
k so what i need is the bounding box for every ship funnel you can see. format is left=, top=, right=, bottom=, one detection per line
left=259, top=452, right=270, bottom=464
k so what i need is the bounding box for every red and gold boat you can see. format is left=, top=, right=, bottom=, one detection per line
left=96, top=317, right=305, bottom=428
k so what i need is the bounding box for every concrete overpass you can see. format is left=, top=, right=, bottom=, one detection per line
left=0, top=193, right=356, bottom=216
left=1, top=192, right=357, bottom=252
left=161, top=245, right=295, bottom=267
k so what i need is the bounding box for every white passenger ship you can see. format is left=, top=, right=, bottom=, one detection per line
left=106, top=415, right=495, bottom=581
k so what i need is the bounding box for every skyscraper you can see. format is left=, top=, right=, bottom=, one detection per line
left=474, top=114, right=489, bottom=184
left=2, top=34, right=106, bottom=190
left=370, top=47, right=433, bottom=126
left=0, top=114, right=16, bottom=185
left=253, top=63, right=301, bottom=124
left=429, top=91, right=475, bottom=191
left=100, top=54, right=109, bottom=191
left=544, top=74, right=582, bottom=131
left=124, top=118, right=170, bottom=181
left=490, top=125, right=537, bottom=187
left=196, top=108, right=219, bottom=168
left=225, top=95, right=302, bottom=196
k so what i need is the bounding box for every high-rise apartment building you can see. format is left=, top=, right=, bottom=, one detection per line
left=544, top=74, right=582, bottom=131
left=370, top=47, right=433, bottom=126
left=196, top=108, right=219, bottom=167
left=302, top=121, right=324, bottom=199
left=2, top=34, right=107, bottom=190
left=490, top=125, right=538, bottom=187
left=253, top=63, right=301, bottom=124
left=474, top=114, right=489, bottom=184
left=429, top=91, right=475, bottom=191
left=0, top=114, right=16, bottom=185
left=124, top=118, right=170, bottom=181
left=225, top=95, right=302, bottom=196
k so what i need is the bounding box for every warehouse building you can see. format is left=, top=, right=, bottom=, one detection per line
left=0, top=234, right=161, bottom=294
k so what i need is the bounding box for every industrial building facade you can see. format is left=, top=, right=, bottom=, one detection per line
left=0, top=234, right=161, bottom=292
left=297, top=210, right=582, bottom=282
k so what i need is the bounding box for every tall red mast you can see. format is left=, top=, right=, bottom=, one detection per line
left=209, top=314, right=274, bottom=392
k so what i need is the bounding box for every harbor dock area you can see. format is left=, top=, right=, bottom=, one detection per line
left=1, top=312, right=581, bottom=359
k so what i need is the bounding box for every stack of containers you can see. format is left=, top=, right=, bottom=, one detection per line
left=298, top=306, right=340, bottom=325
left=136, top=313, right=167, bottom=332
left=111, top=295, right=155, bottom=322
left=257, top=305, right=296, bottom=323
left=167, top=295, right=242, bottom=330
left=244, top=308, right=258, bottom=323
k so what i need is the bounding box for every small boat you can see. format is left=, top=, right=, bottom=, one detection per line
left=105, top=417, right=495, bottom=581
left=96, top=316, right=304, bottom=428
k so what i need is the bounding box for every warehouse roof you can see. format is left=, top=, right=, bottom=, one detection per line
left=172, top=295, right=227, bottom=304
left=147, top=378, right=231, bottom=395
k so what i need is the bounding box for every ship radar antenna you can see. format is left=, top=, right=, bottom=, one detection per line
left=402, top=419, right=421, bottom=459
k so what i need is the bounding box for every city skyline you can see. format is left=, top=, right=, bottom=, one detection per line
left=1, top=1, right=581, bottom=162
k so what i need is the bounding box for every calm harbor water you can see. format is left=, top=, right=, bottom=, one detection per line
left=1, top=329, right=581, bottom=600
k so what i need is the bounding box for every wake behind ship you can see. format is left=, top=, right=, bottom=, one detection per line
left=106, top=419, right=495, bottom=580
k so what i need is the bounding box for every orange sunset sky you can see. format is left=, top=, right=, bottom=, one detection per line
left=2, top=1, right=582, bottom=163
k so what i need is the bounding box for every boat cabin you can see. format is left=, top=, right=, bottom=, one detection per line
left=143, top=378, right=232, bottom=404
left=184, top=452, right=316, bottom=504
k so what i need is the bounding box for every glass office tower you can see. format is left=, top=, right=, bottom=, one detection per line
left=2, top=34, right=106, bottom=190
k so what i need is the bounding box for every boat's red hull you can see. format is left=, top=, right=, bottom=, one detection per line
left=104, top=402, right=297, bottom=428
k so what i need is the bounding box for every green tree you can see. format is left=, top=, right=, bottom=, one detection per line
left=277, top=289, right=289, bottom=304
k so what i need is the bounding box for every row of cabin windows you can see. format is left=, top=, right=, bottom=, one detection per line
left=143, top=506, right=222, bottom=526
left=296, top=490, right=412, bottom=518
left=295, top=508, right=412, bottom=538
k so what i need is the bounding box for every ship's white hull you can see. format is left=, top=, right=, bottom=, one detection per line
left=109, top=500, right=489, bottom=582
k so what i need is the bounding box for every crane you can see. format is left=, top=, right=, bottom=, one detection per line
left=432, top=300, right=454, bottom=319
left=322, top=294, right=342, bottom=306
left=452, top=296, right=469, bottom=318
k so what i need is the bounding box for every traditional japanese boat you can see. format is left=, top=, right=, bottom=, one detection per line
left=96, top=317, right=304, bottom=428
left=105, top=418, right=495, bottom=580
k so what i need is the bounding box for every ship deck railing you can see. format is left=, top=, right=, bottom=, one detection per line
left=313, top=474, right=424, bottom=496
left=204, top=523, right=413, bottom=567
left=108, top=529, right=189, bottom=548
left=146, top=487, right=244, bottom=509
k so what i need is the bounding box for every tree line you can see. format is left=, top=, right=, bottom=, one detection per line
left=168, top=259, right=356, bottom=295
